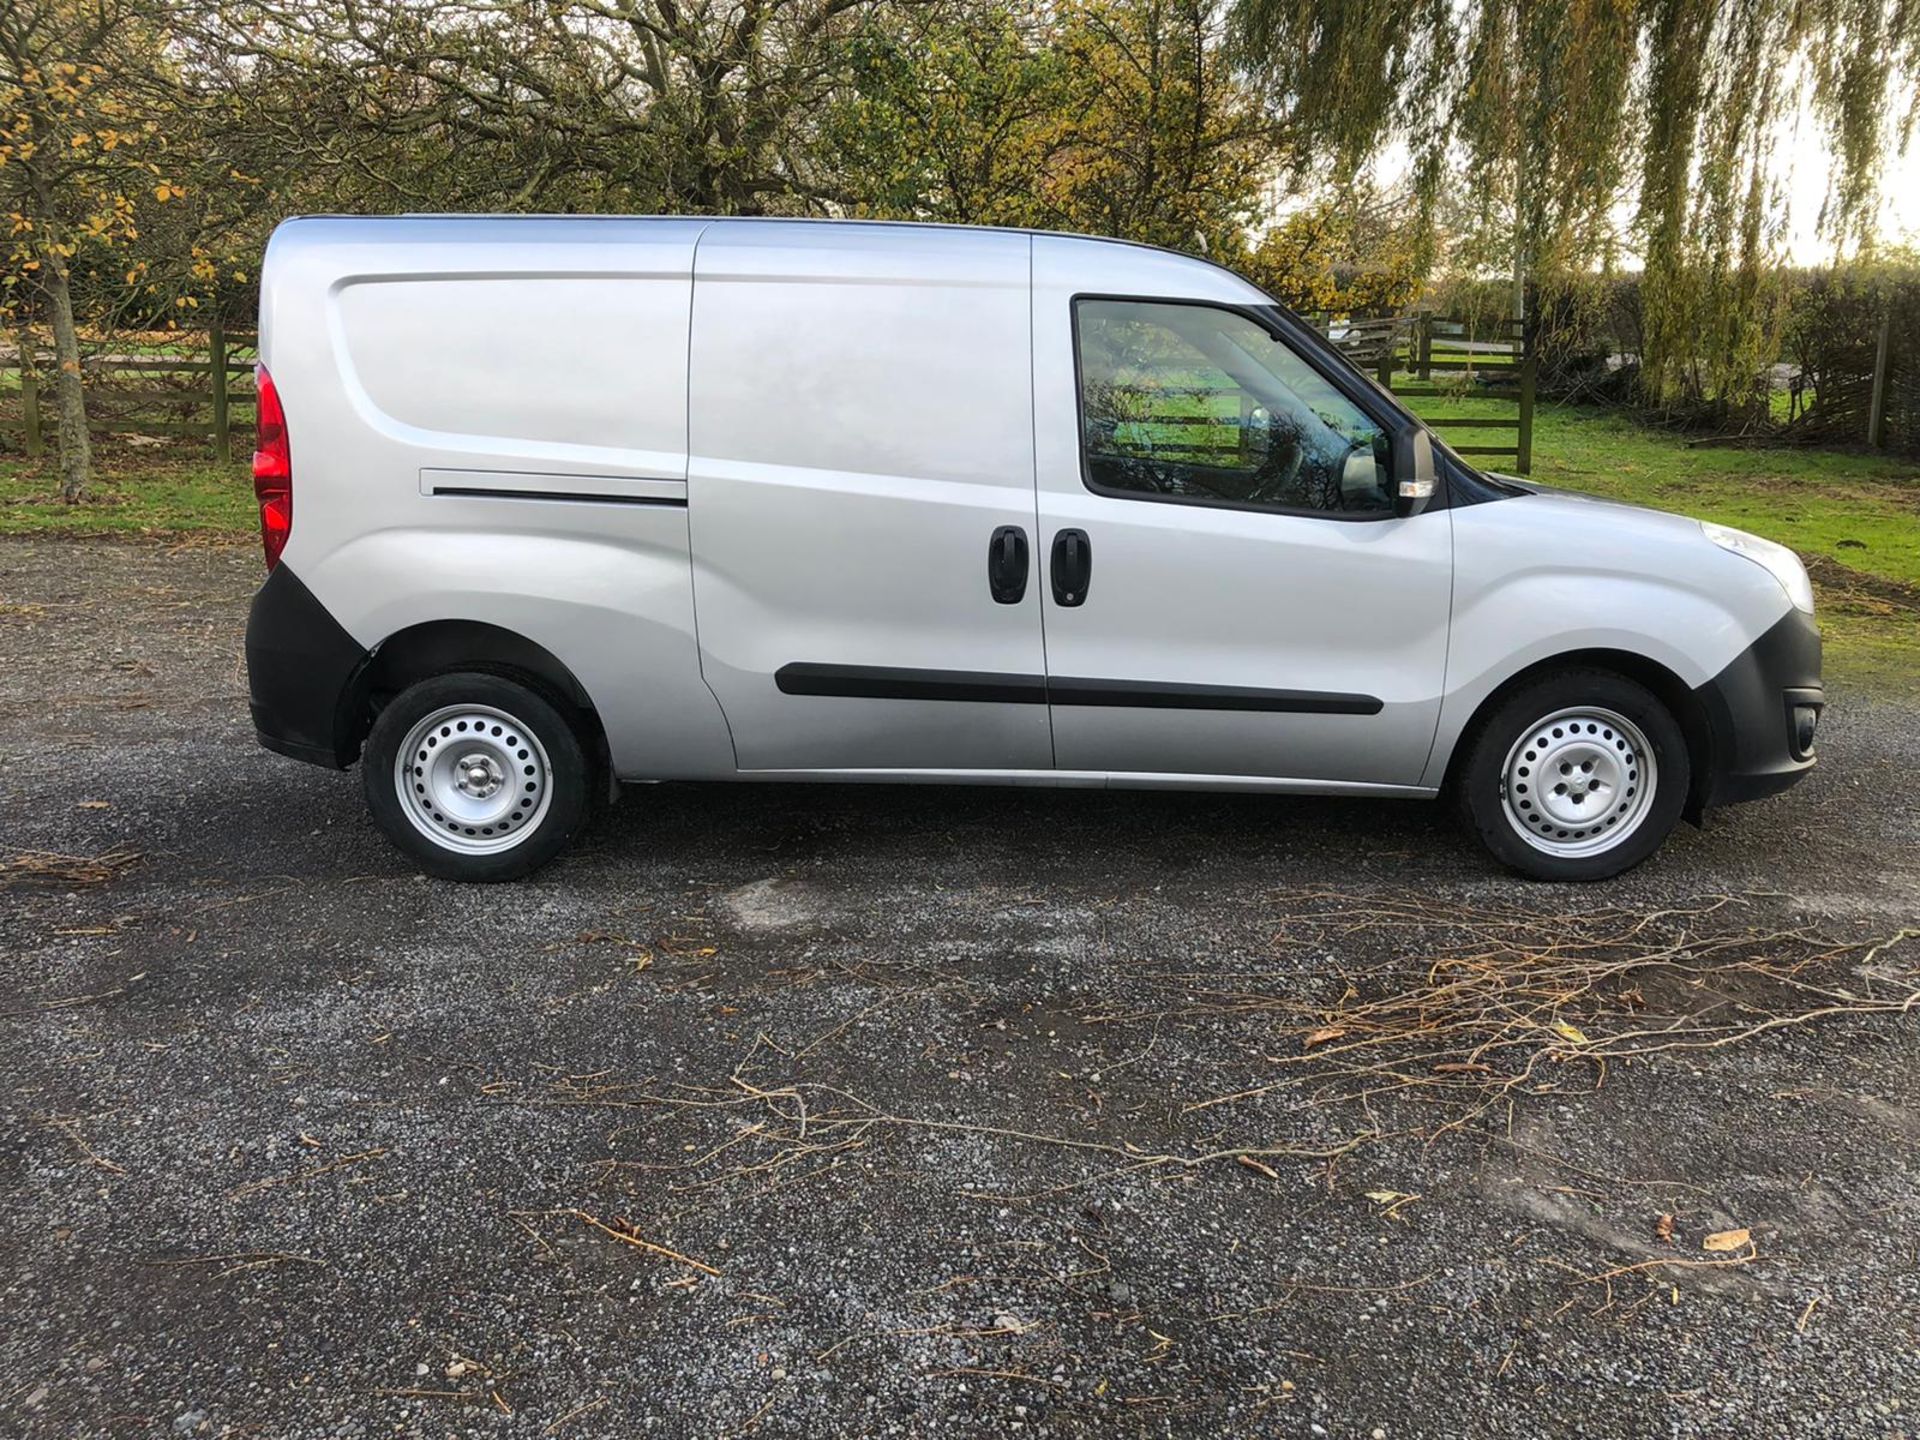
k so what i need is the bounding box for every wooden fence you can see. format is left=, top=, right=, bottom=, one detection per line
left=1324, top=313, right=1536, bottom=474
left=0, top=322, right=257, bottom=461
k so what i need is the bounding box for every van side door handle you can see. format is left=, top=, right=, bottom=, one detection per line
left=987, top=525, right=1029, bottom=604
left=1050, top=529, right=1091, bottom=607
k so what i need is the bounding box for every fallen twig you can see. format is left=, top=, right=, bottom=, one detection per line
left=229, top=1147, right=387, bottom=1201
left=563, top=1209, right=721, bottom=1276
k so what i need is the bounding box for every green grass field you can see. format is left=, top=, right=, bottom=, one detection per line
left=3, top=401, right=1916, bottom=688
left=1405, top=389, right=1920, bottom=585
left=0, top=450, right=254, bottom=536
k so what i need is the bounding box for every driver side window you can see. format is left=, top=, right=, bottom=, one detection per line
left=1074, top=299, right=1391, bottom=515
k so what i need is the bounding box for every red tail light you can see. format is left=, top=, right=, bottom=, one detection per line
left=253, top=364, right=292, bottom=570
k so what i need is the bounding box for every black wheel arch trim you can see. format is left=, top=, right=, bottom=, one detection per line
left=246, top=568, right=610, bottom=772
left=1444, top=615, right=1822, bottom=823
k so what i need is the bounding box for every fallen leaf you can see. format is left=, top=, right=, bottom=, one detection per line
left=1238, top=1155, right=1280, bottom=1180
left=1304, top=1026, right=1346, bottom=1047
left=1364, top=1189, right=1421, bottom=1219
left=1655, top=1213, right=1675, bottom=1245
left=1702, top=1227, right=1751, bottom=1252
left=77, top=800, right=111, bottom=809
left=1551, top=1019, right=1590, bottom=1045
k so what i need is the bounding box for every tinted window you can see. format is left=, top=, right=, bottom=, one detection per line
left=1075, top=300, right=1392, bottom=515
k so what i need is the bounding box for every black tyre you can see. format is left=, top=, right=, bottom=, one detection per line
left=362, top=671, right=591, bottom=881
left=1455, top=668, right=1690, bottom=881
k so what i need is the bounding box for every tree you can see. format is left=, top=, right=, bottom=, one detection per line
left=181, top=0, right=916, bottom=217
left=0, top=0, right=181, bottom=501
left=825, top=3, right=1066, bottom=225
left=1229, top=0, right=1920, bottom=408
left=831, top=0, right=1277, bottom=254
left=1242, top=182, right=1426, bottom=315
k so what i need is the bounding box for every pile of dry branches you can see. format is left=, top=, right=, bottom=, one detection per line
left=0, top=844, right=139, bottom=889
left=1164, top=891, right=1919, bottom=1134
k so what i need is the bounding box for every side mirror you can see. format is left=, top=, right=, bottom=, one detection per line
left=1393, top=426, right=1437, bottom=518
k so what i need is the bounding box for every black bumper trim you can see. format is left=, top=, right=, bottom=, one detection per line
left=245, top=564, right=372, bottom=770
left=1692, top=607, right=1823, bottom=809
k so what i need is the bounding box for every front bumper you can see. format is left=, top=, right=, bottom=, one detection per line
left=1692, top=607, right=1824, bottom=809
left=245, top=564, right=372, bottom=769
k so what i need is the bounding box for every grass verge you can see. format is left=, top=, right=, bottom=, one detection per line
left=0, top=448, right=253, bottom=538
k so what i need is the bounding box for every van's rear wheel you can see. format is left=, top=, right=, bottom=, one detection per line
left=1457, top=668, right=1689, bottom=881
left=363, top=672, right=590, bottom=881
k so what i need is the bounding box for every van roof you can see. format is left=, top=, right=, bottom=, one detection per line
left=272, top=213, right=1262, bottom=293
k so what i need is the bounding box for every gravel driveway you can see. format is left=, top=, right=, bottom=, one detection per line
left=3, top=537, right=1918, bottom=1439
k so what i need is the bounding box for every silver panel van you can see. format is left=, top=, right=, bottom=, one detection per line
left=243, top=216, right=1823, bottom=881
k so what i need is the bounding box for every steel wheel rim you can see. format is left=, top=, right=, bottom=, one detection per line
left=1499, top=706, right=1657, bottom=858
left=394, top=703, right=553, bottom=855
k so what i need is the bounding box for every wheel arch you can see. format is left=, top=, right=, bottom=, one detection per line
left=1439, top=648, right=1714, bottom=822
left=345, top=619, right=611, bottom=773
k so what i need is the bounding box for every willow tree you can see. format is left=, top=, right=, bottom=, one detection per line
left=1231, top=0, right=1920, bottom=410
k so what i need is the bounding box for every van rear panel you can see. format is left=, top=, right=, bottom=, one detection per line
left=252, top=215, right=735, bottom=779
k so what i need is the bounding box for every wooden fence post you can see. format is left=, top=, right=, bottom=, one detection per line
left=1867, top=308, right=1893, bottom=450
left=1518, top=325, right=1537, bottom=475
left=209, top=317, right=230, bottom=461
left=1376, top=334, right=1394, bottom=392
left=1417, top=314, right=1432, bottom=381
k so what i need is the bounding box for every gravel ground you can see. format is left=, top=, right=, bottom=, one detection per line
left=3, top=536, right=1919, bottom=1440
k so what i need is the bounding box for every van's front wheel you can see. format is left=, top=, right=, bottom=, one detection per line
left=1457, top=669, right=1690, bottom=881
left=363, top=672, right=590, bottom=881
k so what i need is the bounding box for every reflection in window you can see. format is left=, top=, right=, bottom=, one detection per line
left=1075, top=300, right=1392, bottom=514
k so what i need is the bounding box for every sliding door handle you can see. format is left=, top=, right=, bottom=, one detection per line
left=987, top=525, right=1029, bottom=604
left=1050, top=529, right=1091, bottom=607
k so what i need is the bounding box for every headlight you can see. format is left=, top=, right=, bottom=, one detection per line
left=1702, top=522, right=1814, bottom=614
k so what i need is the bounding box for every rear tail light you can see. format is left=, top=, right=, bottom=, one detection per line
left=253, top=364, right=292, bottom=570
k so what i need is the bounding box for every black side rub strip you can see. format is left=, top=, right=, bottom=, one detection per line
left=776, top=663, right=1047, bottom=704
left=774, top=663, right=1381, bottom=715
left=1048, top=676, right=1382, bottom=715
left=430, top=486, right=687, bottom=507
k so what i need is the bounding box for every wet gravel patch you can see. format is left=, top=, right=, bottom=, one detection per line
left=3, top=536, right=1919, bottom=1439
